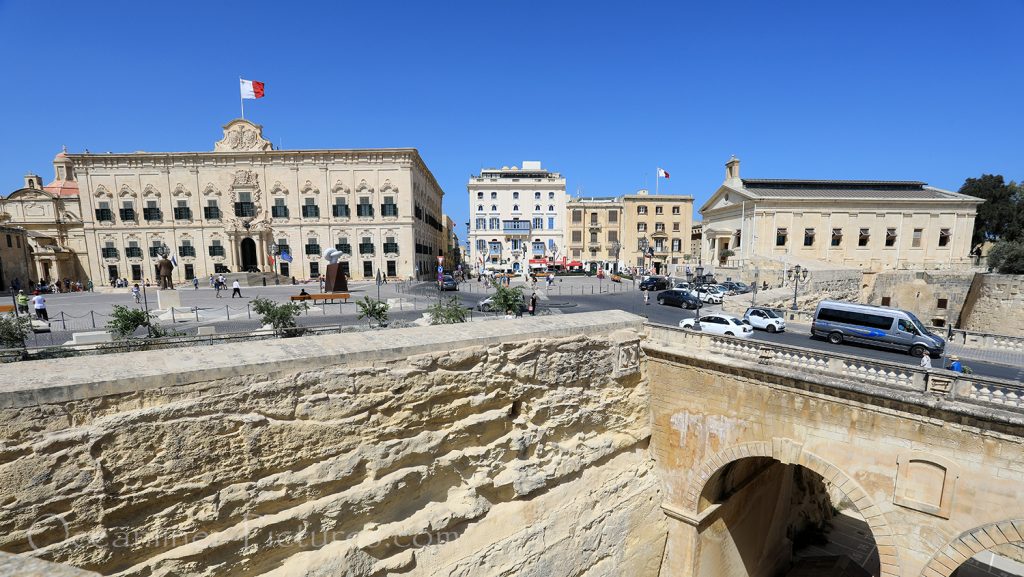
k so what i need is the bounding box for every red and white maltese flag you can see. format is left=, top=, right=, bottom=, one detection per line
left=657, top=167, right=670, bottom=179
left=240, top=78, right=265, bottom=99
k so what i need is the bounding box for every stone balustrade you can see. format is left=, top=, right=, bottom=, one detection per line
left=646, top=323, right=1024, bottom=416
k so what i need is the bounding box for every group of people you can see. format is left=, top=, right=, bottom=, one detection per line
left=207, top=275, right=242, bottom=298
left=919, top=354, right=964, bottom=373
left=14, top=290, right=49, bottom=321
left=14, top=278, right=91, bottom=294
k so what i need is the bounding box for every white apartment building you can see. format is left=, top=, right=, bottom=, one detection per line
left=467, top=162, right=567, bottom=275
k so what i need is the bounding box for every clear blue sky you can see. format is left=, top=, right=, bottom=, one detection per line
left=2, top=0, right=1021, bottom=232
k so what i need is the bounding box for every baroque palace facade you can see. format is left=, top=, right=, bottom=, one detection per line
left=0, top=119, right=447, bottom=284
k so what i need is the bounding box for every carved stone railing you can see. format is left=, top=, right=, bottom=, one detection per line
left=645, top=323, right=1024, bottom=415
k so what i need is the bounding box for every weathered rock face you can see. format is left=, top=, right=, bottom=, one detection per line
left=0, top=313, right=664, bottom=577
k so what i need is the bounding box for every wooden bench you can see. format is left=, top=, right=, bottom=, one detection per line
left=290, top=292, right=351, bottom=304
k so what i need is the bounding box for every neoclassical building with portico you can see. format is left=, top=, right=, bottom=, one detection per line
left=3, top=119, right=448, bottom=285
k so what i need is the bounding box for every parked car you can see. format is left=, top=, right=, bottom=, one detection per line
left=713, top=283, right=737, bottom=296
left=657, top=289, right=701, bottom=309
left=439, top=274, right=459, bottom=291
left=476, top=294, right=526, bottom=313
left=693, top=285, right=724, bottom=304
left=812, top=300, right=944, bottom=357
left=732, top=281, right=752, bottom=294
left=744, top=306, right=787, bottom=333
left=639, top=276, right=670, bottom=291
left=721, top=281, right=751, bottom=294
left=673, top=281, right=692, bottom=291
left=679, top=314, right=753, bottom=338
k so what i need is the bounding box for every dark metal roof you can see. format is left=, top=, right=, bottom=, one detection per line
left=738, top=179, right=975, bottom=201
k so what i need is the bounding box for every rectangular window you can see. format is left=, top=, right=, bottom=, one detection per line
left=831, top=228, right=842, bottom=247
left=119, top=203, right=136, bottom=221
left=590, top=212, right=598, bottom=225
left=532, top=217, right=544, bottom=229
left=363, top=260, right=373, bottom=278
left=881, top=296, right=891, bottom=306
left=608, top=230, right=618, bottom=242
left=101, top=242, right=119, bottom=258
left=184, top=264, right=195, bottom=280
left=381, top=196, right=399, bottom=217
left=673, top=223, right=680, bottom=232
left=637, top=206, right=647, bottom=215
left=204, top=203, right=221, bottom=220
left=816, top=306, right=894, bottom=330
left=333, top=200, right=350, bottom=218
left=476, top=239, right=486, bottom=251
left=672, top=239, right=681, bottom=252
left=572, top=249, right=581, bottom=258
left=305, top=239, right=321, bottom=255
left=590, top=231, right=598, bottom=243
left=548, top=217, right=555, bottom=229
left=5, top=234, right=11, bottom=248
left=571, top=231, right=582, bottom=243
left=359, top=237, right=375, bottom=254
left=655, top=206, right=663, bottom=215
left=335, top=240, right=351, bottom=254
left=858, top=228, right=870, bottom=247
left=638, top=223, right=647, bottom=232
left=310, top=262, right=320, bottom=278
left=937, top=298, right=948, bottom=309
left=130, top=264, right=142, bottom=281
left=179, top=240, right=196, bottom=257
left=655, top=223, right=665, bottom=232
left=173, top=204, right=191, bottom=220
left=340, top=261, right=350, bottom=277
left=357, top=197, right=374, bottom=217
left=383, top=236, right=399, bottom=254
left=149, top=242, right=163, bottom=258
left=209, top=240, right=225, bottom=257
left=776, top=228, right=787, bottom=246
left=804, top=228, right=815, bottom=246
left=939, top=228, right=951, bottom=247
left=96, top=207, right=114, bottom=222
left=885, top=228, right=897, bottom=247
left=572, top=210, right=582, bottom=223
left=125, top=244, right=142, bottom=258
left=608, top=211, right=618, bottom=223
left=912, top=228, right=923, bottom=248
left=272, top=198, right=288, bottom=218
left=387, top=260, right=397, bottom=277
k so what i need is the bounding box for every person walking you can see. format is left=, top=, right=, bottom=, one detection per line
left=214, top=278, right=223, bottom=298
left=193, top=277, right=199, bottom=290
left=947, top=355, right=963, bottom=373
left=529, top=292, right=538, bottom=316
left=643, top=288, right=650, bottom=306
left=231, top=279, right=242, bottom=298
left=30, top=293, right=48, bottom=321
left=15, top=290, right=29, bottom=315
left=131, top=283, right=141, bottom=304
left=920, top=354, right=932, bottom=369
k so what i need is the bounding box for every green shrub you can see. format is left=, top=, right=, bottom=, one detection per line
left=427, top=296, right=468, bottom=324
left=987, top=241, right=1024, bottom=274
left=489, top=280, right=524, bottom=315
left=251, top=297, right=307, bottom=337
left=0, top=314, right=31, bottom=349
left=356, top=296, right=390, bottom=327
left=106, top=305, right=170, bottom=339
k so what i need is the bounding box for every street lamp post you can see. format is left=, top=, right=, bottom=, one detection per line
left=751, top=266, right=760, bottom=306
left=693, top=265, right=704, bottom=329
left=639, top=237, right=649, bottom=276
left=786, top=264, right=810, bottom=311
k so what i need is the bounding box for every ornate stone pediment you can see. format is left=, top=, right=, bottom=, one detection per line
left=94, top=184, right=112, bottom=198
left=143, top=184, right=160, bottom=198
left=172, top=183, right=191, bottom=197
left=332, top=180, right=350, bottom=195
left=270, top=181, right=289, bottom=195
left=214, top=119, right=273, bottom=152
left=202, top=183, right=222, bottom=196
left=300, top=180, right=320, bottom=194
left=119, top=184, right=137, bottom=198
left=380, top=179, right=398, bottom=194
left=355, top=179, right=373, bottom=193
left=233, top=170, right=258, bottom=186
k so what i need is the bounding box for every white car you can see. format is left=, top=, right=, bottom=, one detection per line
left=679, top=314, right=753, bottom=338
left=744, top=307, right=787, bottom=333
left=693, top=286, right=724, bottom=304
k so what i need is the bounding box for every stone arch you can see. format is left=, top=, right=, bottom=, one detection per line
left=686, top=439, right=901, bottom=577
left=920, top=520, right=1024, bottom=577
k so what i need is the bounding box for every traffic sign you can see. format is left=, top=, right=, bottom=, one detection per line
left=437, top=256, right=444, bottom=264
left=437, top=265, right=444, bottom=273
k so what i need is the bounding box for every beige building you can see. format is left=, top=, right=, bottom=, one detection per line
left=566, top=197, right=622, bottom=272
left=3, top=119, right=447, bottom=285
left=699, top=157, right=983, bottom=272
left=0, top=162, right=89, bottom=284
left=467, top=162, right=567, bottom=275
left=690, top=223, right=702, bottom=263
left=621, top=190, right=694, bottom=275
left=0, top=225, right=32, bottom=292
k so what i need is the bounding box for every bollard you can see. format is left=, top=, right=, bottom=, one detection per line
left=90, top=310, right=96, bottom=328
left=247, top=304, right=251, bottom=319
left=195, top=307, right=200, bottom=322
left=60, top=312, right=67, bottom=331
left=226, top=305, right=230, bottom=320
left=171, top=307, right=176, bottom=323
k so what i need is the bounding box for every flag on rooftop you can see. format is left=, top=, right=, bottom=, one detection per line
left=240, top=78, right=265, bottom=99
left=657, top=167, right=670, bottom=179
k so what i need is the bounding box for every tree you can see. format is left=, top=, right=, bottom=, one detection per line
left=250, top=297, right=307, bottom=337
left=0, top=314, right=31, bottom=349
left=488, top=280, right=524, bottom=315
left=356, top=296, right=389, bottom=327
left=987, top=241, right=1024, bottom=274
left=106, top=305, right=170, bottom=339
left=427, top=296, right=468, bottom=324
left=960, top=175, right=1023, bottom=246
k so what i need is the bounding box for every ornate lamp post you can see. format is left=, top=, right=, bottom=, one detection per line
left=639, top=237, right=649, bottom=276
left=751, top=266, right=760, bottom=306
left=694, top=264, right=705, bottom=329
left=786, top=264, right=810, bottom=311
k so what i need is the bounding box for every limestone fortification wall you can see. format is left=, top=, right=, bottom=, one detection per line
left=0, top=312, right=665, bottom=577
left=959, top=274, right=1024, bottom=336
left=863, top=270, right=975, bottom=327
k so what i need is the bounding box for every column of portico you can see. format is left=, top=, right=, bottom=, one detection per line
left=232, top=233, right=241, bottom=272
left=258, top=234, right=266, bottom=269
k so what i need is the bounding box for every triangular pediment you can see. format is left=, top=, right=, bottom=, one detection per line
left=699, top=184, right=755, bottom=214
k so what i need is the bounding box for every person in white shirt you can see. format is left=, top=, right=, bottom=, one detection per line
left=231, top=280, right=242, bottom=298
left=30, top=293, right=48, bottom=321
left=920, top=354, right=932, bottom=369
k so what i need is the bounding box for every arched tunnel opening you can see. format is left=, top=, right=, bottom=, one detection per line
left=694, top=456, right=881, bottom=577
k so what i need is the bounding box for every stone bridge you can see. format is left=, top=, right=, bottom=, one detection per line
left=646, top=324, right=1024, bottom=577
left=0, top=312, right=1022, bottom=577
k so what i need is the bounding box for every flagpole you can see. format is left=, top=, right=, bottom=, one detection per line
left=656, top=168, right=659, bottom=195
left=239, top=76, right=244, bottom=119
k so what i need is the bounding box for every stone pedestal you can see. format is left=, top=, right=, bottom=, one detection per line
left=325, top=263, right=349, bottom=292
left=157, top=289, right=181, bottom=310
